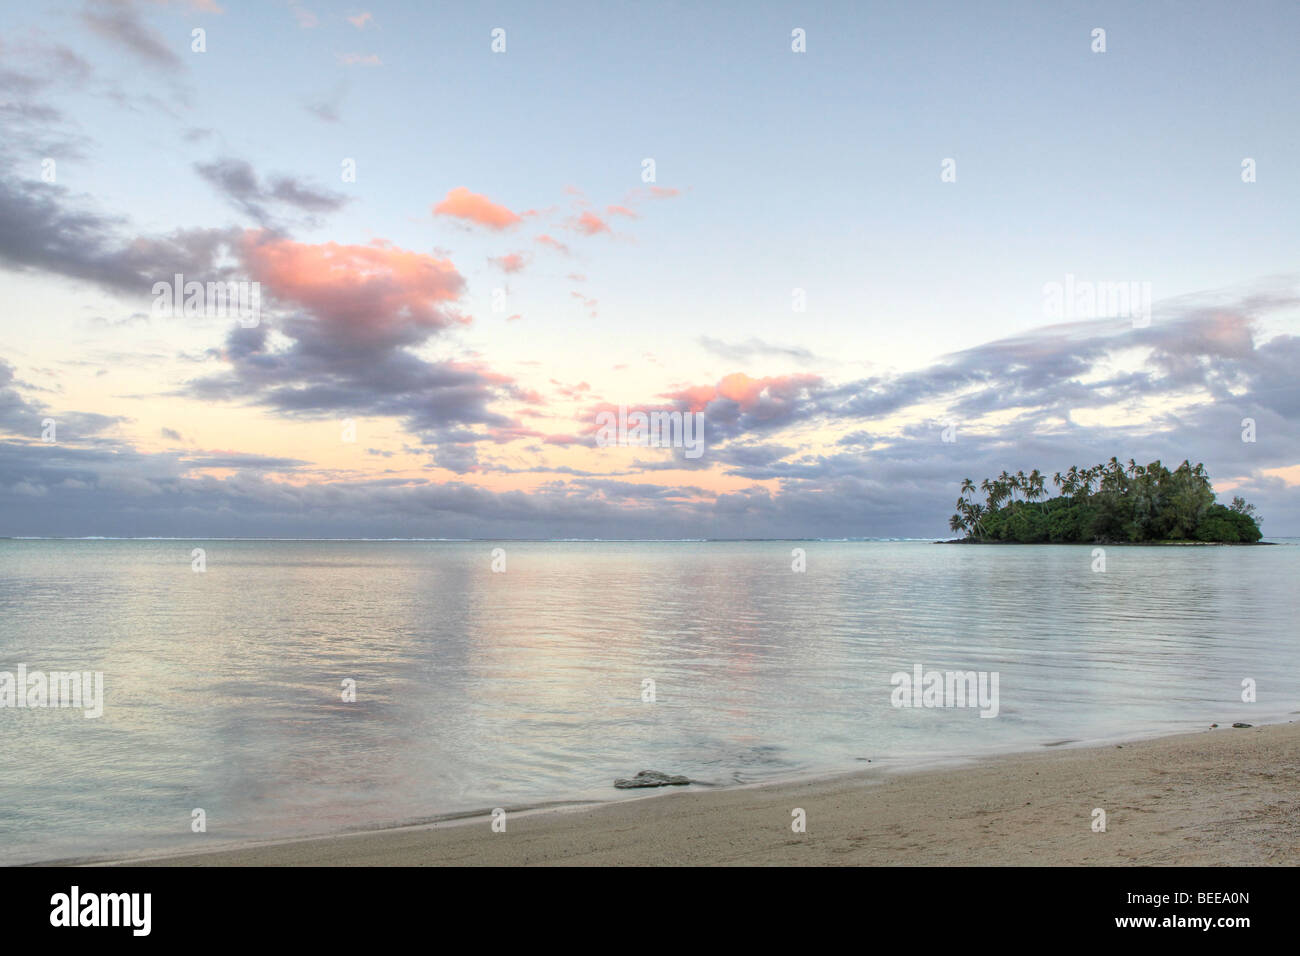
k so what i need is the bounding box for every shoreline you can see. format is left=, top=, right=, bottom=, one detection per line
left=79, top=719, right=1299, bottom=867
left=937, top=538, right=1280, bottom=545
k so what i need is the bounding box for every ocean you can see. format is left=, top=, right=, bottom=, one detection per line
left=1, top=538, right=1296, bottom=864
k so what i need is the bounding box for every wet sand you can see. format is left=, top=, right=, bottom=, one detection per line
left=107, top=721, right=1299, bottom=866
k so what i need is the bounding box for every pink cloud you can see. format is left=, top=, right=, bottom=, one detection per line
left=535, top=234, right=570, bottom=255
left=488, top=252, right=528, bottom=273
left=550, top=380, right=592, bottom=399
left=623, top=185, right=683, bottom=205
left=239, top=231, right=466, bottom=344
left=434, top=187, right=521, bottom=230
left=488, top=426, right=546, bottom=443
left=288, top=1, right=317, bottom=27
left=347, top=11, right=373, bottom=28
left=572, top=211, right=610, bottom=236
left=662, top=372, right=823, bottom=416
left=510, top=387, right=545, bottom=405
left=606, top=205, right=638, bottom=219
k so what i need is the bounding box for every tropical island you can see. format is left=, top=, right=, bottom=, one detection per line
left=946, top=459, right=1264, bottom=544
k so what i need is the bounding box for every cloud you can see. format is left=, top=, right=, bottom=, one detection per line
left=661, top=372, right=824, bottom=435
left=0, top=176, right=523, bottom=469
left=347, top=11, right=373, bottom=28
left=12, top=425, right=1287, bottom=542
left=0, top=357, right=127, bottom=440
left=550, top=380, right=591, bottom=400
left=488, top=252, right=528, bottom=274
left=289, top=1, right=318, bottom=29
left=572, top=211, right=610, bottom=236
left=0, top=176, right=235, bottom=295
left=0, top=442, right=670, bottom=537
left=822, top=292, right=1300, bottom=427
left=434, top=187, right=521, bottom=230
left=534, top=234, right=569, bottom=255
left=237, top=232, right=466, bottom=348
left=176, top=233, right=528, bottom=470
left=0, top=360, right=46, bottom=433
left=624, top=186, right=682, bottom=204
left=0, top=41, right=96, bottom=158
left=172, top=451, right=309, bottom=471
left=0, top=44, right=93, bottom=95
left=303, top=85, right=345, bottom=122
left=699, top=336, right=820, bottom=365
left=80, top=1, right=183, bottom=69
left=336, top=53, right=381, bottom=66
left=2, top=155, right=1296, bottom=539
left=194, top=157, right=348, bottom=227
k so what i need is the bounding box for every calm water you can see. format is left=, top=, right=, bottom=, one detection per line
left=1, top=539, right=1297, bottom=864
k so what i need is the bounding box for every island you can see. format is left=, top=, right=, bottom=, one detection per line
left=946, top=459, right=1263, bottom=544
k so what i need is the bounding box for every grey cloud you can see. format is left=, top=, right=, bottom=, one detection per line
left=698, top=336, right=820, bottom=365
left=194, top=157, right=348, bottom=227
left=0, top=361, right=46, bottom=432
left=178, top=452, right=310, bottom=470
left=0, top=176, right=235, bottom=295
left=0, top=423, right=1295, bottom=539
left=0, top=359, right=127, bottom=439
left=81, top=1, right=183, bottom=69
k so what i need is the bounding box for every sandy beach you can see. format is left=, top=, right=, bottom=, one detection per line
left=113, top=721, right=1298, bottom=867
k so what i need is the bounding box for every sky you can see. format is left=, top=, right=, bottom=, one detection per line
left=0, top=0, right=1297, bottom=538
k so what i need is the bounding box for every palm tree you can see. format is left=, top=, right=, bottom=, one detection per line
left=1107, top=457, right=1125, bottom=490
left=1060, top=465, right=1081, bottom=502
left=1027, top=469, right=1046, bottom=510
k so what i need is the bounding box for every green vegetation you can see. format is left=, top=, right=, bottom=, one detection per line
left=947, top=459, right=1263, bottom=544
